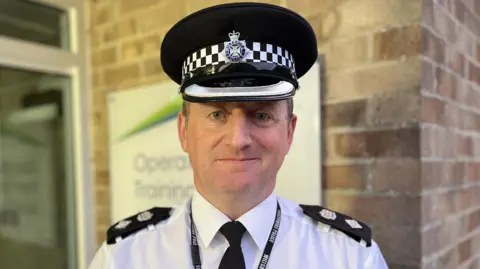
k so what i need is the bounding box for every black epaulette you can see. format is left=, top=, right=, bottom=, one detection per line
left=106, top=207, right=172, bottom=245
left=299, top=204, right=372, bottom=247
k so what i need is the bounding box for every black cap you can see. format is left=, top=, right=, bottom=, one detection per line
left=160, top=2, right=318, bottom=102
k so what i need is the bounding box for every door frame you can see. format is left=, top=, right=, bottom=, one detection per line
left=0, top=0, right=94, bottom=268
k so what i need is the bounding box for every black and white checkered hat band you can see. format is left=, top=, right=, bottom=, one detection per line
left=181, top=41, right=296, bottom=80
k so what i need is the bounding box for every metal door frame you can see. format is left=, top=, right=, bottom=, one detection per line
left=0, top=0, right=95, bottom=268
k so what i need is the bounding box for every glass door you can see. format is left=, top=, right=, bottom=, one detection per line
left=0, top=67, right=72, bottom=269
left=0, top=0, right=93, bottom=269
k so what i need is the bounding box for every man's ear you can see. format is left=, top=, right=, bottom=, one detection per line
left=177, top=112, right=188, bottom=152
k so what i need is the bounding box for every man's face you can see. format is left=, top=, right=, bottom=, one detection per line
left=177, top=100, right=297, bottom=198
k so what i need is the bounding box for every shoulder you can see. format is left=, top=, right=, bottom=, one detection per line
left=299, top=204, right=372, bottom=247
left=278, top=198, right=372, bottom=248
left=106, top=207, right=173, bottom=245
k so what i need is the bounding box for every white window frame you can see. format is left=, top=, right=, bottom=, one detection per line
left=0, top=0, right=94, bottom=268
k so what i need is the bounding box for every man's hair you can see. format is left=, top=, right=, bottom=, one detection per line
left=181, top=98, right=294, bottom=120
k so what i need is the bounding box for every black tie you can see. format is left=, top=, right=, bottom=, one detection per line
left=218, top=221, right=246, bottom=269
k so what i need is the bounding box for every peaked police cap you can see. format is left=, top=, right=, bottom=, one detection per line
left=160, top=2, right=318, bottom=102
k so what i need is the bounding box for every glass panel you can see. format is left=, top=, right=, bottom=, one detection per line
left=0, top=0, right=70, bottom=50
left=0, top=66, right=75, bottom=269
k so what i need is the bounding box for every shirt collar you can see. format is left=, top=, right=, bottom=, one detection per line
left=237, top=191, right=278, bottom=248
left=191, top=190, right=278, bottom=249
left=191, top=191, right=231, bottom=248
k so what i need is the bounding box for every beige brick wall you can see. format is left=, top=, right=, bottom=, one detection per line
left=312, top=1, right=421, bottom=268
left=85, top=1, right=465, bottom=268
left=421, top=1, right=480, bottom=269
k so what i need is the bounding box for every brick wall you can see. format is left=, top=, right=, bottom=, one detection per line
left=309, top=1, right=422, bottom=268
left=421, top=0, right=480, bottom=269
left=86, top=0, right=479, bottom=268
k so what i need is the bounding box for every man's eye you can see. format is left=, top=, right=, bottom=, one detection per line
left=209, top=111, right=225, bottom=120
left=254, top=112, right=270, bottom=121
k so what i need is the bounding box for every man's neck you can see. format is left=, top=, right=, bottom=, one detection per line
left=197, top=188, right=274, bottom=220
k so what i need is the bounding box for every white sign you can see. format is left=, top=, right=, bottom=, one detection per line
left=0, top=104, right=59, bottom=247
left=108, top=61, right=322, bottom=223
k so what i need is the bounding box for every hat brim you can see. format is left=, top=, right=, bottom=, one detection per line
left=182, top=81, right=295, bottom=102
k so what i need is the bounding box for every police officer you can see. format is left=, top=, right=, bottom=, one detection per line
left=88, top=3, right=389, bottom=269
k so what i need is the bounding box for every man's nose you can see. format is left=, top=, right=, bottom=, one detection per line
left=225, top=112, right=252, bottom=150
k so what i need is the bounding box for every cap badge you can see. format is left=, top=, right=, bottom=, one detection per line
left=223, top=31, right=249, bottom=63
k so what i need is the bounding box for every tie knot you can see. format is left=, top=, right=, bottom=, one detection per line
left=220, top=221, right=246, bottom=246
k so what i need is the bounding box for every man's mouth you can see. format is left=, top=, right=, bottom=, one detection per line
left=216, top=158, right=260, bottom=161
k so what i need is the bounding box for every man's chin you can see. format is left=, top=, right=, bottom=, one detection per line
left=213, top=174, right=260, bottom=191
left=214, top=159, right=262, bottom=172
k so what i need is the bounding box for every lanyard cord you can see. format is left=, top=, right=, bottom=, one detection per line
left=189, top=201, right=281, bottom=269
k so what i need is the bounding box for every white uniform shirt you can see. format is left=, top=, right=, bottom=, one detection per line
left=88, top=191, right=389, bottom=269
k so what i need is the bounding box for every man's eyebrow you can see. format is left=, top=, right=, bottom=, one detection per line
left=250, top=102, right=281, bottom=111
left=201, top=102, right=227, bottom=109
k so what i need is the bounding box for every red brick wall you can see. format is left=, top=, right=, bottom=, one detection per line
left=421, top=1, right=480, bottom=268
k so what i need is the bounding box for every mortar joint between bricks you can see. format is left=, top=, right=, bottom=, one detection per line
left=364, top=158, right=375, bottom=193
left=421, top=228, right=480, bottom=265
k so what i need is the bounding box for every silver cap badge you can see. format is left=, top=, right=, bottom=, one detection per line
left=223, top=31, right=250, bottom=63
